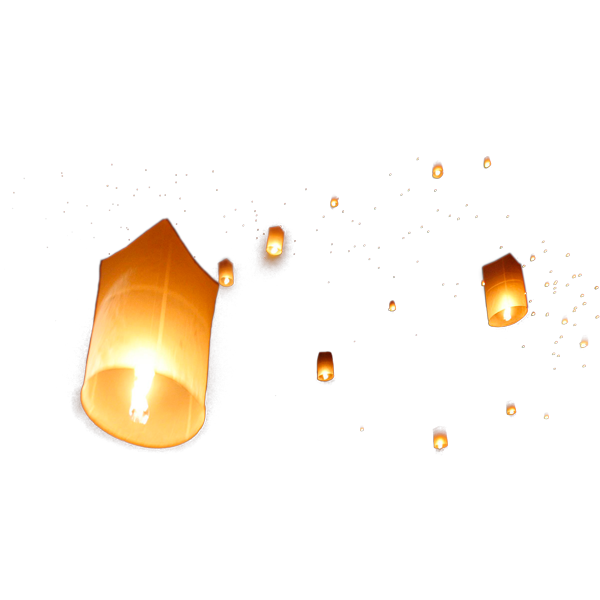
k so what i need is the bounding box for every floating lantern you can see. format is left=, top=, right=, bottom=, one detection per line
left=218, top=258, right=234, bottom=287
left=580, top=337, right=588, bottom=348
left=432, top=163, right=444, bottom=179
left=266, top=226, right=285, bottom=256
left=544, top=413, right=549, bottom=419
left=317, top=351, right=334, bottom=381
left=80, top=219, right=219, bottom=448
left=389, top=300, right=396, bottom=312
left=506, top=402, right=516, bottom=416
left=481, top=253, right=528, bottom=327
left=330, top=196, right=339, bottom=208
left=562, top=318, right=568, bottom=325
left=483, top=156, right=491, bottom=169
left=433, top=426, right=448, bottom=451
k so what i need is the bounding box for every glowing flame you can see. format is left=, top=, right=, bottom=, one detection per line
left=389, top=300, right=396, bottom=312
left=432, top=164, right=444, bottom=179
left=483, top=157, right=491, bottom=169
left=330, top=197, right=339, bottom=207
left=507, top=405, right=516, bottom=415
left=544, top=413, right=549, bottom=419
left=222, top=276, right=230, bottom=285
left=267, top=244, right=282, bottom=256
left=503, top=307, right=511, bottom=321
left=130, top=365, right=155, bottom=424
left=580, top=340, right=588, bottom=348
left=562, top=318, right=568, bottom=325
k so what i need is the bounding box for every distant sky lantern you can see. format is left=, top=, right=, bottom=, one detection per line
left=544, top=413, right=549, bottom=419
left=389, top=300, right=396, bottom=312
left=317, top=352, right=334, bottom=381
left=266, top=226, right=285, bottom=256
left=483, top=156, right=492, bottom=169
left=330, top=196, right=339, bottom=208
left=580, top=337, right=588, bottom=348
left=482, top=253, right=528, bottom=327
left=506, top=402, right=516, bottom=416
left=433, top=426, right=448, bottom=451
left=218, top=258, right=234, bottom=287
left=80, top=219, right=219, bottom=448
left=432, top=163, right=444, bottom=179
left=562, top=317, right=568, bottom=325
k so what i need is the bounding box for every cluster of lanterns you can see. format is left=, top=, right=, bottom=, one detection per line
left=83, top=168, right=566, bottom=448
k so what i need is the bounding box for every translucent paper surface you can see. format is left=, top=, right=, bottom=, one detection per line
left=266, top=226, right=284, bottom=256
left=317, top=351, right=334, bottom=381
left=218, top=259, right=234, bottom=287
left=81, top=219, right=219, bottom=448
left=482, top=253, right=528, bottom=327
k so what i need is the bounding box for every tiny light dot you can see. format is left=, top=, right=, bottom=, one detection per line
left=566, top=253, right=570, bottom=257
left=360, top=427, right=364, bottom=431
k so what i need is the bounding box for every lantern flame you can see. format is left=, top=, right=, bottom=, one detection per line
left=222, top=276, right=230, bottom=285
left=389, top=300, right=396, bottom=312
left=484, top=157, right=491, bottom=169
left=130, top=365, right=155, bottom=424
left=504, top=307, right=511, bottom=321
left=507, top=403, right=516, bottom=416
left=432, top=163, right=444, bottom=179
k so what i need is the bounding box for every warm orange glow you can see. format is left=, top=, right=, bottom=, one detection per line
left=562, top=318, right=568, bottom=325
left=389, top=300, right=396, bottom=312
left=317, top=352, right=334, bottom=381
left=266, top=226, right=285, bottom=256
left=483, top=157, right=491, bottom=169
left=330, top=197, right=339, bottom=208
left=433, top=427, right=448, bottom=450
left=482, top=253, right=528, bottom=327
left=80, top=219, right=219, bottom=448
left=506, top=403, right=516, bottom=416
left=432, top=163, right=444, bottom=179
left=580, top=339, right=588, bottom=348
left=130, top=363, right=155, bottom=424
left=218, top=258, right=234, bottom=287
left=544, top=413, right=549, bottom=419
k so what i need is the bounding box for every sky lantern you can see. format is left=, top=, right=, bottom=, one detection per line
left=483, top=156, right=491, bottom=168
left=330, top=196, right=339, bottom=208
left=432, top=163, right=444, bottom=179
left=482, top=253, right=528, bottom=327
left=580, top=337, right=588, bottom=348
left=266, top=226, right=285, bottom=256
left=317, top=352, right=334, bottom=381
left=389, top=300, right=396, bottom=312
left=433, top=426, right=448, bottom=451
left=544, top=413, right=549, bottom=419
left=80, top=219, right=219, bottom=448
left=506, top=402, right=516, bottom=416
left=218, top=259, right=234, bottom=287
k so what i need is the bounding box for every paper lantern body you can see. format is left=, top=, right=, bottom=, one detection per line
left=389, top=300, right=396, bottom=312
left=317, top=351, right=334, bottom=381
left=432, top=163, right=444, bottom=179
left=80, top=219, right=219, bottom=448
left=484, top=157, right=491, bottom=168
left=330, top=197, right=339, bottom=208
left=266, top=226, right=285, bottom=256
left=506, top=403, right=516, bottom=415
left=482, top=253, right=528, bottom=327
left=218, top=259, right=234, bottom=286
left=433, top=427, right=448, bottom=450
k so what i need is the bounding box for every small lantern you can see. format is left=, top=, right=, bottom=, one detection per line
left=433, top=426, right=448, bottom=451
left=482, top=253, right=528, bottom=327
left=389, top=300, right=396, bottom=312
left=330, top=196, right=339, bottom=208
left=432, top=163, right=444, bottom=179
left=218, top=258, right=234, bottom=287
left=483, top=156, right=491, bottom=169
left=562, top=317, right=568, bottom=325
left=580, top=337, right=588, bottom=348
left=506, top=402, right=516, bottom=416
left=544, top=413, right=549, bottom=419
left=317, top=351, right=334, bottom=381
left=266, top=226, right=285, bottom=256
left=80, top=219, right=219, bottom=448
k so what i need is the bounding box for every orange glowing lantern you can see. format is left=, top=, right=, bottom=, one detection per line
left=483, top=156, right=491, bottom=169
left=580, top=338, right=588, bottom=348
left=317, top=352, right=334, bottom=381
left=266, top=226, right=285, bottom=256
left=482, top=253, right=528, bottom=327
left=330, top=196, right=339, bottom=208
left=562, top=318, right=568, bottom=325
left=506, top=402, right=516, bottom=416
left=544, top=413, right=549, bottom=419
left=432, top=163, right=444, bottom=179
left=218, top=258, right=234, bottom=287
left=80, top=219, right=219, bottom=448
left=389, top=300, right=396, bottom=312
left=433, top=427, right=448, bottom=450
